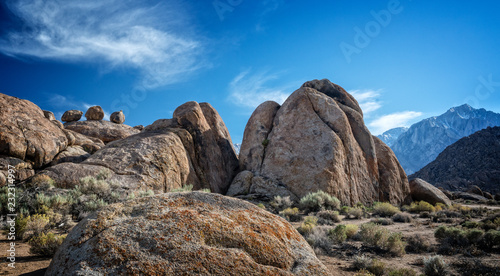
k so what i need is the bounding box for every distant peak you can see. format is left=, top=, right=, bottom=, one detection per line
left=448, top=104, right=474, bottom=113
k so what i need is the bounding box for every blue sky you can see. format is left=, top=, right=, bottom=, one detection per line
left=1, top=0, right=500, bottom=143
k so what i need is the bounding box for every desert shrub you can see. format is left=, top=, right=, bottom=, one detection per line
left=359, top=223, right=406, bottom=256
left=329, top=224, right=347, bottom=243
left=387, top=232, right=406, bottom=256
left=452, top=258, right=499, bottom=276
left=340, top=205, right=350, bottom=215
left=298, top=216, right=318, bottom=236
left=373, top=202, right=400, bottom=217
left=352, top=255, right=372, bottom=271
left=280, top=207, right=301, bottom=222
left=437, top=210, right=462, bottom=218
left=79, top=176, right=111, bottom=195
left=25, top=214, right=50, bottom=237
left=435, top=202, right=447, bottom=210
left=480, top=230, right=500, bottom=250
left=371, top=218, right=394, bottom=225
left=423, top=255, right=448, bottom=276
left=347, top=207, right=364, bottom=219
left=435, top=226, right=469, bottom=248
left=256, top=203, right=266, bottom=209
left=84, top=198, right=108, bottom=213
left=359, top=223, right=389, bottom=248
left=306, top=226, right=333, bottom=255
left=299, top=191, right=340, bottom=212
left=14, top=214, right=28, bottom=239
left=27, top=174, right=55, bottom=189
left=28, top=233, right=66, bottom=257
left=352, top=256, right=386, bottom=276
left=409, top=201, right=435, bottom=213
left=171, top=184, right=193, bottom=192
left=345, top=224, right=359, bottom=239
left=387, top=268, right=417, bottom=276
left=138, top=189, right=155, bottom=197
left=406, top=234, right=431, bottom=253
left=466, top=228, right=485, bottom=244
left=419, top=211, right=431, bottom=218
left=270, top=195, right=293, bottom=212
left=355, top=269, right=375, bottom=276
left=392, top=212, right=412, bottom=223
left=367, top=259, right=386, bottom=276
left=317, top=210, right=340, bottom=225
left=462, top=220, right=481, bottom=228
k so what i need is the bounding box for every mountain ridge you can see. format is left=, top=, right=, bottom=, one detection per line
left=387, top=104, right=500, bottom=174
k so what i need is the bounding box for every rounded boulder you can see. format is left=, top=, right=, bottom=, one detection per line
left=46, top=192, right=330, bottom=275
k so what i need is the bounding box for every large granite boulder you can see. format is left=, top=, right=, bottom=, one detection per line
left=0, top=93, right=68, bottom=168
left=409, top=178, right=452, bottom=206
left=232, top=79, right=410, bottom=205
left=46, top=192, right=330, bottom=276
left=64, top=120, right=140, bottom=143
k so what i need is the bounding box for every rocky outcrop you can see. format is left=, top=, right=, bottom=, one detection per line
left=0, top=93, right=68, bottom=169
left=43, top=110, right=56, bottom=121
left=46, top=192, right=329, bottom=276
left=110, top=110, right=125, bottom=124
left=391, top=104, right=500, bottom=174
left=374, top=137, right=411, bottom=204
left=50, top=146, right=91, bottom=166
left=409, top=178, right=451, bottom=206
left=64, top=120, right=140, bottom=143
left=0, top=156, right=35, bottom=185
left=232, top=79, right=410, bottom=205
left=411, top=126, right=500, bottom=194
left=85, top=106, right=104, bottom=120
left=42, top=101, right=238, bottom=195
left=61, top=110, right=83, bottom=122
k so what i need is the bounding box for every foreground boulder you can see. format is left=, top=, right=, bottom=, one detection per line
left=233, top=79, right=410, bottom=205
left=46, top=192, right=329, bottom=275
left=409, top=178, right=452, bottom=206
left=0, top=93, right=68, bottom=168
left=64, top=120, right=140, bottom=143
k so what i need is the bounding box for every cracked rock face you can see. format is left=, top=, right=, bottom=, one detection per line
left=232, top=79, right=410, bottom=205
left=0, top=93, right=68, bottom=168
left=46, top=192, right=330, bottom=276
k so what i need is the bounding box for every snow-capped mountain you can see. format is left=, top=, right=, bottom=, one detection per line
left=389, top=104, right=500, bottom=174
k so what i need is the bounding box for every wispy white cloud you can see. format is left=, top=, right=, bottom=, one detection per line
left=0, top=0, right=203, bottom=88
left=349, top=89, right=382, bottom=115
left=368, top=111, right=423, bottom=135
left=227, top=69, right=291, bottom=109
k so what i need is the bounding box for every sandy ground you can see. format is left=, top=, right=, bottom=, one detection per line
left=0, top=233, right=49, bottom=276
